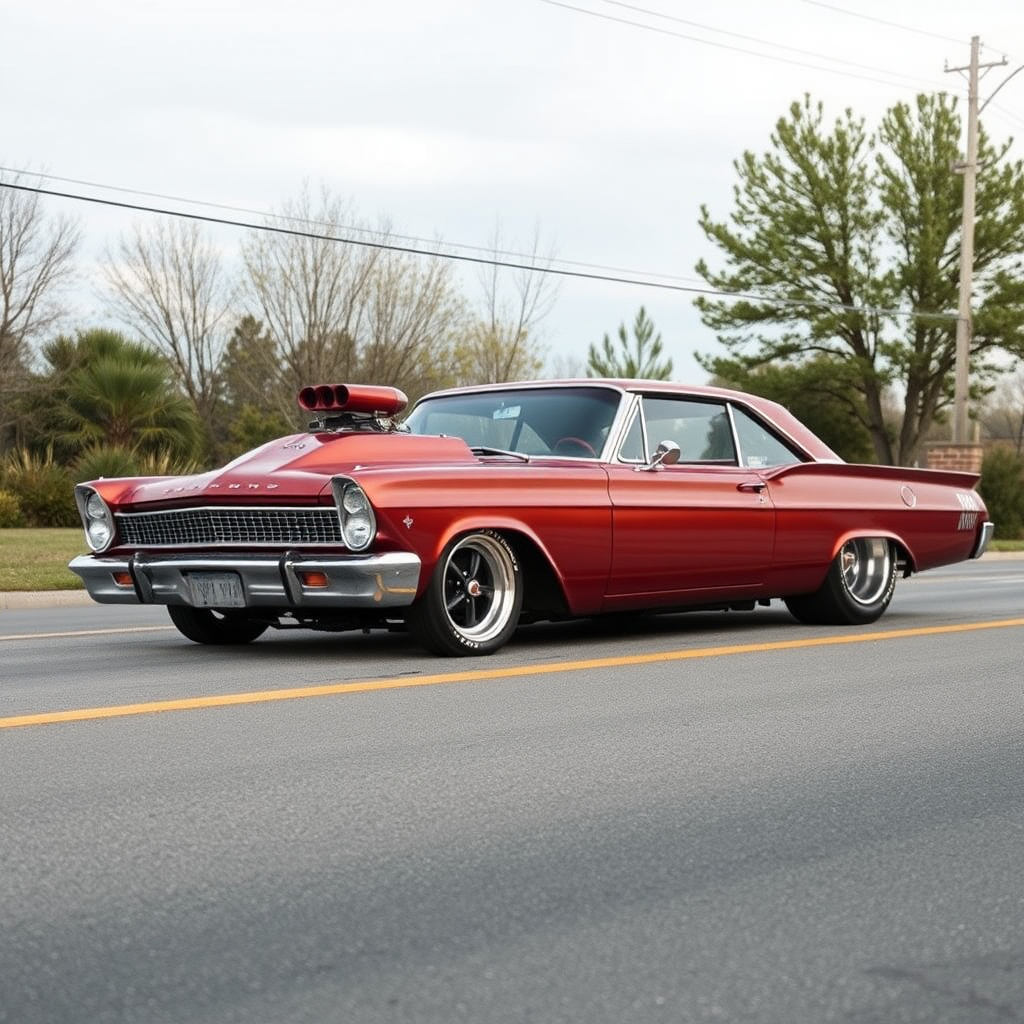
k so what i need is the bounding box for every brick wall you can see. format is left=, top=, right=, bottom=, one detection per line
left=926, top=443, right=984, bottom=474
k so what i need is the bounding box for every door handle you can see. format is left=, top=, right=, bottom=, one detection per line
left=737, top=481, right=767, bottom=493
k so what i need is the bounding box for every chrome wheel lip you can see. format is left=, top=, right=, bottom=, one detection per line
left=840, top=537, right=893, bottom=606
left=441, top=534, right=517, bottom=644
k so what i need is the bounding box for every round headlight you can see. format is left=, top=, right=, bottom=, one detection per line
left=343, top=516, right=374, bottom=550
left=342, top=486, right=369, bottom=515
left=337, top=483, right=375, bottom=551
left=78, top=488, right=115, bottom=552
left=87, top=519, right=113, bottom=549
left=86, top=492, right=107, bottom=520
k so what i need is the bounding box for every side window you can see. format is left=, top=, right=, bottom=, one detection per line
left=640, top=398, right=736, bottom=464
left=731, top=405, right=802, bottom=468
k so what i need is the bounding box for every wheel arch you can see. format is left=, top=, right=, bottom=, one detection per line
left=501, top=529, right=571, bottom=618
left=421, top=517, right=570, bottom=617
left=829, top=530, right=916, bottom=577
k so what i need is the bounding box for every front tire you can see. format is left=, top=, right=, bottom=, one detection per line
left=785, top=537, right=896, bottom=626
left=408, top=530, right=523, bottom=656
left=167, top=605, right=269, bottom=645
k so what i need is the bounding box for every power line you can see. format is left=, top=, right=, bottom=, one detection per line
left=0, top=177, right=957, bottom=325
left=798, top=0, right=965, bottom=46
left=987, top=102, right=1024, bottom=134
left=0, top=166, right=710, bottom=289
left=537, top=0, right=943, bottom=93
left=589, top=0, right=943, bottom=89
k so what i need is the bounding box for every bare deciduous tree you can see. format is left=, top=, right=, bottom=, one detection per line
left=103, top=219, right=234, bottom=423
left=454, top=223, right=557, bottom=385
left=980, top=365, right=1024, bottom=455
left=0, top=171, right=80, bottom=435
left=241, top=186, right=377, bottom=406
left=358, top=238, right=468, bottom=398
left=241, top=186, right=474, bottom=407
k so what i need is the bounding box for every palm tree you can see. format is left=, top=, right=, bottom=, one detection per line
left=44, top=329, right=201, bottom=462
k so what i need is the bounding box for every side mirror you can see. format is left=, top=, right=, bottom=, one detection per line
left=638, top=439, right=680, bottom=472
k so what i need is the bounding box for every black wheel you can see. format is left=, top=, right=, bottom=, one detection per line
left=785, top=537, right=896, bottom=626
left=167, top=605, right=269, bottom=645
left=408, top=530, right=523, bottom=656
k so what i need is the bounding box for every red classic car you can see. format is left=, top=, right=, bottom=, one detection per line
left=69, top=379, right=993, bottom=656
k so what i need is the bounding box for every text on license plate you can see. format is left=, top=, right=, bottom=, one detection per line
left=188, top=572, right=245, bottom=608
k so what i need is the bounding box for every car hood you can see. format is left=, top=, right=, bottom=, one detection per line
left=103, top=431, right=477, bottom=508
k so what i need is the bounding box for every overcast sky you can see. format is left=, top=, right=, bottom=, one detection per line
left=3, top=0, right=1022, bottom=382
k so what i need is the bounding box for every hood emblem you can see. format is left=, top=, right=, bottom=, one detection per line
left=403, top=516, right=414, bottom=529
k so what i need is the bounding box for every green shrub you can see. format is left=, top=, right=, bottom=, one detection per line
left=136, top=449, right=200, bottom=477
left=73, top=445, right=142, bottom=481
left=1, top=448, right=78, bottom=528
left=72, top=445, right=198, bottom=483
left=979, top=447, right=1024, bottom=540
left=223, top=404, right=293, bottom=462
left=0, top=488, right=25, bottom=528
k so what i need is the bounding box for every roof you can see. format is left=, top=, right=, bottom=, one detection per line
left=415, top=378, right=843, bottom=463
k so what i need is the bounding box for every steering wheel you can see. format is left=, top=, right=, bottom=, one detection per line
left=553, top=436, right=597, bottom=458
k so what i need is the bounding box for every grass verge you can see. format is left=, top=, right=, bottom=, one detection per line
left=0, top=529, right=86, bottom=591
left=989, top=539, right=1024, bottom=553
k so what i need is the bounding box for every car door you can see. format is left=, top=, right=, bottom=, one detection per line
left=604, top=396, right=776, bottom=606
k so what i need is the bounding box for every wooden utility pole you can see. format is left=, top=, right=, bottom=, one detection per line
left=945, top=38, right=1007, bottom=444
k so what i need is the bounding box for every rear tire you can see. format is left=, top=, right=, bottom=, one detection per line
left=408, top=530, right=522, bottom=656
left=167, top=605, right=268, bottom=645
left=785, top=537, right=896, bottom=626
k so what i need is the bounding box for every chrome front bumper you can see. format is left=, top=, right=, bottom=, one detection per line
left=68, top=551, right=421, bottom=609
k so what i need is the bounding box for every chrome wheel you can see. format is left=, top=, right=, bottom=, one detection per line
left=839, top=537, right=893, bottom=607
left=441, top=533, right=518, bottom=644
left=408, top=530, right=523, bottom=655
left=785, top=537, right=897, bottom=626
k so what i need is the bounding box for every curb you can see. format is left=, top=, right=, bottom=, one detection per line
left=0, top=590, right=94, bottom=611
left=2, top=551, right=1021, bottom=612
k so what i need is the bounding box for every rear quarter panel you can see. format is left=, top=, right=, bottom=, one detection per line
left=765, top=463, right=986, bottom=593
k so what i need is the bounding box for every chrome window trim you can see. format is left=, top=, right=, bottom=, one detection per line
left=612, top=397, right=648, bottom=464
left=725, top=402, right=744, bottom=468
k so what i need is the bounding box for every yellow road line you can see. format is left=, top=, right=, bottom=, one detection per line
left=3, top=617, right=1023, bottom=731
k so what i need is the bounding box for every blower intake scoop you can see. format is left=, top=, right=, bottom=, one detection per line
left=297, top=384, right=409, bottom=431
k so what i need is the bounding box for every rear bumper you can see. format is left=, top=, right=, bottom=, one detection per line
left=68, top=551, right=421, bottom=609
left=971, top=521, right=995, bottom=559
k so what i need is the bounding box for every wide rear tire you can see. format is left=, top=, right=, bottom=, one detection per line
left=408, top=530, right=522, bottom=656
left=785, top=537, right=896, bottom=626
left=167, top=606, right=269, bottom=645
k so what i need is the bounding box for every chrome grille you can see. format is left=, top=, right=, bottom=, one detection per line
left=116, top=506, right=343, bottom=547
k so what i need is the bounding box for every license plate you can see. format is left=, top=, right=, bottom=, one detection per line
left=188, top=572, right=245, bottom=608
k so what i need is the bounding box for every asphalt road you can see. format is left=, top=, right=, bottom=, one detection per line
left=2, top=561, right=1023, bottom=1023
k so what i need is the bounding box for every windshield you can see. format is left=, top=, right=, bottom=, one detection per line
left=404, top=386, right=622, bottom=459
